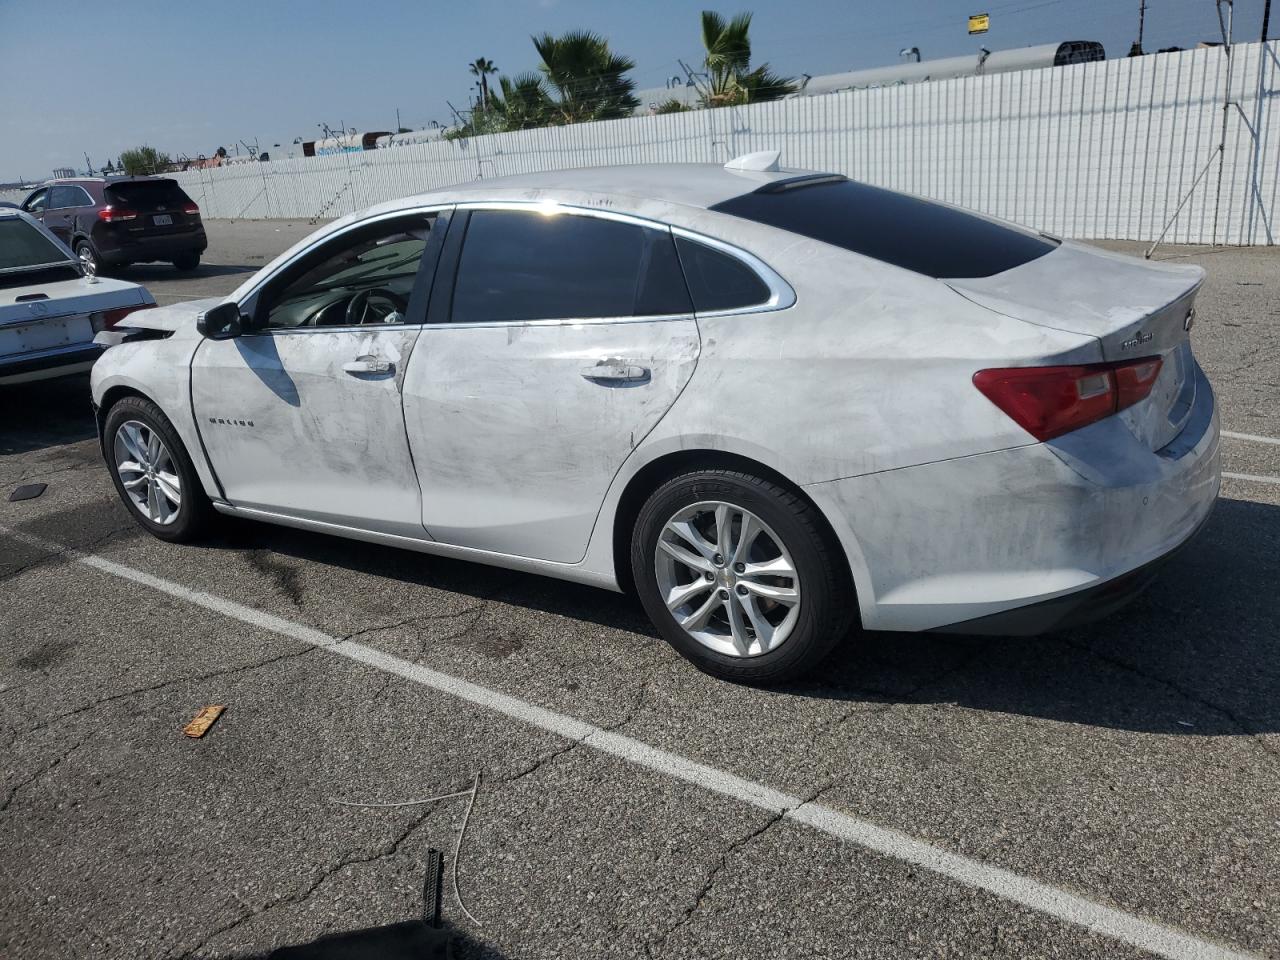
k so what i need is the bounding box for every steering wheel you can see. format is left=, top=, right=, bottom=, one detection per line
left=345, top=287, right=408, bottom=326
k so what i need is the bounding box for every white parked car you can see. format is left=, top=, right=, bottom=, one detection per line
left=91, top=156, right=1219, bottom=683
left=1, top=209, right=153, bottom=385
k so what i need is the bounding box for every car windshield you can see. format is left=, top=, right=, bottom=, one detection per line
left=0, top=216, right=73, bottom=272
left=710, top=177, right=1058, bottom=279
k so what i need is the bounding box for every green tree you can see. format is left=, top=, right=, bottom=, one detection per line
left=493, top=72, right=554, bottom=130
left=469, top=57, right=499, bottom=111
left=699, top=11, right=794, bottom=107
left=532, top=30, right=639, bottom=124
left=654, top=97, right=693, bottom=114
left=118, top=145, right=171, bottom=175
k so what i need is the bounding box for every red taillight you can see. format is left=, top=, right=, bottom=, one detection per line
left=90, top=304, right=153, bottom=332
left=973, top=356, right=1163, bottom=441
left=182, top=202, right=200, bottom=216
left=97, top=205, right=138, bottom=223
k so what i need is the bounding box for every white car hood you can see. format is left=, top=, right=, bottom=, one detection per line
left=118, top=297, right=222, bottom=336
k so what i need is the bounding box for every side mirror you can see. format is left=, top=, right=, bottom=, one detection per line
left=197, top=302, right=244, bottom=340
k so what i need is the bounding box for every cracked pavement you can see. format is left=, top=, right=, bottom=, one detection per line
left=1, top=226, right=1279, bottom=959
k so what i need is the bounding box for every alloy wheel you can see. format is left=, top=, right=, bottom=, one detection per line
left=113, top=420, right=182, bottom=525
left=654, top=500, right=801, bottom=658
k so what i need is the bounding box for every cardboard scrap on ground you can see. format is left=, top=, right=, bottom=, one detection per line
left=183, top=705, right=226, bottom=738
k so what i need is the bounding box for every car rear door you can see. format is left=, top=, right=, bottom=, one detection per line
left=43, top=185, right=92, bottom=246
left=401, top=205, right=700, bottom=564
left=190, top=209, right=446, bottom=538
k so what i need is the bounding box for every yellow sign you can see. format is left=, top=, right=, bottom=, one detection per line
left=968, top=13, right=990, bottom=34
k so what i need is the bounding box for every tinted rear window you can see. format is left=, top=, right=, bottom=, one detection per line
left=104, top=179, right=190, bottom=208
left=710, top=178, right=1057, bottom=279
left=0, top=217, right=71, bottom=270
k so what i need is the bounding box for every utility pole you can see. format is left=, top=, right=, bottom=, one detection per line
left=1129, top=0, right=1146, bottom=56
left=1263, top=0, right=1272, bottom=41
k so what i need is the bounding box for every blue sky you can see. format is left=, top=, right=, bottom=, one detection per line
left=0, top=0, right=1268, bottom=180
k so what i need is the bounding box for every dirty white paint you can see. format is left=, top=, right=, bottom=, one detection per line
left=0, top=523, right=1262, bottom=960
left=93, top=164, right=1222, bottom=635
left=136, top=42, right=1280, bottom=246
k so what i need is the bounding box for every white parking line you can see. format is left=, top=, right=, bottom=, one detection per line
left=1223, top=472, right=1280, bottom=486
left=1222, top=431, right=1280, bottom=446
left=0, top=524, right=1260, bottom=960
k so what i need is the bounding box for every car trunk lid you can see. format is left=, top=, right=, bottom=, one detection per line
left=945, top=241, right=1203, bottom=452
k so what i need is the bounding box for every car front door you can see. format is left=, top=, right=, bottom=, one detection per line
left=190, top=209, right=446, bottom=537
left=402, top=205, right=701, bottom=564
left=21, top=188, right=48, bottom=223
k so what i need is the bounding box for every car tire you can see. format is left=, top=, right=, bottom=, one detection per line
left=631, top=469, right=855, bottom=685
left=74, top=239, right=100, bottom=273
left=104, top=395, right=213, bottom=543
left=173, top=253, right=200, bottom=272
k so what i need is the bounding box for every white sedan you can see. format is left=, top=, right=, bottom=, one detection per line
left=91, top=155, right=1219, bottom=683
left=1, top=210, right=153, bottom=385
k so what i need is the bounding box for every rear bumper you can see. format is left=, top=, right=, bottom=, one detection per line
left=95, top=226, right=207, bottom=265
left=0, top=343, right=102, bottom=384
left=807, top=362, right=1221, bottom=633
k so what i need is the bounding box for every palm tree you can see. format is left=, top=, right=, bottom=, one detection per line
left=532, top=30, right=639, bottom=124
left=469, top=57, right=499, bottom=111
left=699, top=10, right=794, bottom=107
left=493, top=73, right=553, bottom=130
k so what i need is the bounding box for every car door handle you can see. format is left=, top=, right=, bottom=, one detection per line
left=343, top=355, right=394, bottom=375
left=580, top=360, right=650, bottom=383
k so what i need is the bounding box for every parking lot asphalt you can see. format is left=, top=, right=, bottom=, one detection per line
left=2, top=221, right=1279, bottom=960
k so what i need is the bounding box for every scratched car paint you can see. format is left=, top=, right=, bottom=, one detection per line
left=89, top=154, right=1220, bottom=683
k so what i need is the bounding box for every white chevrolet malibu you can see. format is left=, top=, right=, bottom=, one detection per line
left=92, top=156, right=1219, bottom=683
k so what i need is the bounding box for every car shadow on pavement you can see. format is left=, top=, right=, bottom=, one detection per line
left=197, top=496, right=1280, bottom=739
left=223, top=920, right=506, bottom=959
left=0, top=375, right=97, bottom=455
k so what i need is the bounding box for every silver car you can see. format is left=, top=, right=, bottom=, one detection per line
left=1, top=209, right=153, bottom=385
left=91, top=157, right=1219, bottom=683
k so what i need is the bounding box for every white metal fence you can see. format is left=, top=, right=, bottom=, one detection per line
left=8, top=42, right=1279, bottom=245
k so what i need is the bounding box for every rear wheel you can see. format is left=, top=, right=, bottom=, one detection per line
left=631, top=469, right=854, bottom=684
left=104, top=396, right=212, bottom=542
left=173, top=252, right=200, bottom=271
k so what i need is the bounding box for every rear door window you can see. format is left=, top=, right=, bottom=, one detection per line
left=450, top=210, right=692, bottom=323
left=674, top=237, right=772, bottom=312
left=48, top=185, right=93, bottom=209
left=710, top=177, right=1057, bottom=279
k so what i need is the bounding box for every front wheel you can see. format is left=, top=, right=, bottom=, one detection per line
left=104, top=396, right=212, bottom=542
left=631, top=470, right=855, bottom=684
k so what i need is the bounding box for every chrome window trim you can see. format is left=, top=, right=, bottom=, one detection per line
left=235, top=199, right=795, bottom=334
left=236, top=205, right=450, bottom=334
left=435, top=200, right=793, bottom=327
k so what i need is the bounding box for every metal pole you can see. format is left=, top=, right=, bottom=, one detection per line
left=1212, top=0, right=1234, bottom=246
left=1138, top=0, right=1146, bottom=48
left=1263, top=0, right=1272, bottom=41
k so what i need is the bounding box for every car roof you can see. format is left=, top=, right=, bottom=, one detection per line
left=381, top=163, right=822, bottom=214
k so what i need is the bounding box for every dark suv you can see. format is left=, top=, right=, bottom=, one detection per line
left=21, top=176, right=207, bottom=272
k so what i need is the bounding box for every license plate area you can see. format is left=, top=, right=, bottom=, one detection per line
left=153, top=214, right=173, bottom=226
left=0, top=316, right=95, bottom=358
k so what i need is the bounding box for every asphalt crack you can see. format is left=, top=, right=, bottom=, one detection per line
left=0, top=731, right=90, bottom=813
left=172, top=802, right=439, bottom=959
left=9, top=643, right=319, bottom=742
